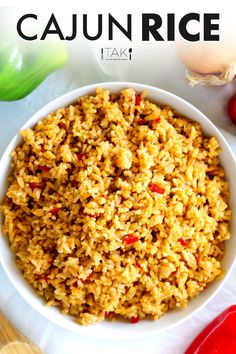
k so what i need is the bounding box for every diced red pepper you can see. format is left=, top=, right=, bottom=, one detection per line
left=51, top=207, right=60, bottom=216
left=130, top=316, right=140, bottom=324
left=150, top=183, right=165, bottom=194
left=135, top=94, right=141, bottom=106
left=156, top=117, right=161, bottom=123
left=77, top=153, right=88, bottom=160
left=178, top=238, right=187, bottom=246
left=104, top=311, right=110, bottom=318
left=136, top=262, right=143, bottom=269
left=227, top=94, right=236, bottom=126
left=185, top=305, right=236, bottom=354
left=43, top=275, right=49, bottom=283
left=195, top=256, right=200, bottom=264
left=123, top=234, right=139, bottom=246
left=29, top=182, right=44, bottom=190
left=79, top=272, right=93, bottom=284
left=86, top=272, right=93, bottom=280
left=38, top=165, right=50, bottom=172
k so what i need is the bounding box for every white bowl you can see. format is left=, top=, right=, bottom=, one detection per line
left=0, top=82, right=236, bottom=339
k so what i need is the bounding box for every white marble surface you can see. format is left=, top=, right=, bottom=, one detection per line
left=0, top=43, right=236, bottom=354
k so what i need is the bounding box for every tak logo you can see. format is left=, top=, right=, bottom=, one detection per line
left=101, top=47, right=132, bottom=61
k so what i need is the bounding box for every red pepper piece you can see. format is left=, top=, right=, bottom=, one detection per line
left=43, top=275, right=49, bottom=283
left=77, top=153, right=88, bottom=160
left=185, top=305, right=236, bottom=354
left=86, top=272, right=93, bottom=280
left=136, top=262, right=143, bottom=269
left=104, top=311, right=110, bottom=318
left=135, top=94, right=141, bottom=105
left=150, top=183, right=165, bottom=194
left=227, top=94, right=236, bottom=125
left=29, top=182, right=44, bottom=190
left=79, top=272, right=93, bottom=283
left=195, top=256, right=200, bottom=264
left=156, top=117, right=161, bottom=123
left=123, top=234, right=139, bottom=246
left=130, top=316, right=140, bottom=324
left=38, top=165, right=50, bottom=172
left=51, top=207, right=60, bottom=216
left=178, top=238, right=187, bottom=246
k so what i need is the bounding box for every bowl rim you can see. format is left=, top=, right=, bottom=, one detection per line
left=1, top=81, right=236, bottom=339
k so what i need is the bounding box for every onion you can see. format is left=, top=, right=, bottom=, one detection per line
left=176, top=34, right=236, bottom=86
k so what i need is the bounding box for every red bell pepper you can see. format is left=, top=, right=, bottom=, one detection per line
left=185, top=305, right=236, bottom=354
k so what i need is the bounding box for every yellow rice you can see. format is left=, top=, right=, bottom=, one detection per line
left=1, top=88, right=231, bottom=325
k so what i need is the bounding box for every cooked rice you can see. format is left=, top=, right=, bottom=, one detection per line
left=1, top=88, right=231, bottom=325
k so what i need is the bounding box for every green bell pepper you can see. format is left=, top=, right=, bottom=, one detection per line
left=0, top=41, right=68, bottom=101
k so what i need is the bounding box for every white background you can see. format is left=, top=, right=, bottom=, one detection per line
left=0, top=2, right=236, bottom=353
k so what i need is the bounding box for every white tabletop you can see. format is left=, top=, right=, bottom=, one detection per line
left=0, top=42, right=236, bottom=354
